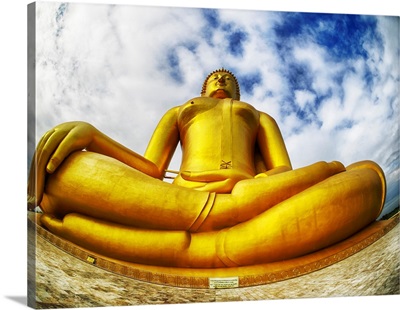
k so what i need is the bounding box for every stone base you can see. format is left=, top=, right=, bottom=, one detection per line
left=29, top=212, right=399, bottom=288
left=28, top=212, right=399, bottom=308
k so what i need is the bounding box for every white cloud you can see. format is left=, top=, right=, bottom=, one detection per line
left=294, top=89, right=316, bottom=109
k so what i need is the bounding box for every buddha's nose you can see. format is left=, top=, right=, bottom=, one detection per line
left=218, top=76, right=225, bottom=83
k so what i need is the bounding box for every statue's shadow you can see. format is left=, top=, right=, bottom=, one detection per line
left=6, top=296, right=27, bottom=306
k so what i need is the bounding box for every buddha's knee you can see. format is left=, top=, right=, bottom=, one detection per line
left=346, top=160, right=386, bottom=215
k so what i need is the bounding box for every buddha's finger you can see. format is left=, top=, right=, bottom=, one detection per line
left=193, top=179, right=234, bottom=194
left=181, top=170, right=229, bottom=182
left=42, top=129, right=72, bottom=173
left=27, top=129, right=55, bottom=207
left=35, top=128, right=55, bottom=153
left=36, top=129, right=67, bottom=173
left=33, top=129, right=56, bottom=172
left=27, top=149, right=42, bottom=208
left=28, top=131, right=50, bottom=195
left=27, top=150, right=39, bottom=208
left=32, top=129, right=69, bottom=204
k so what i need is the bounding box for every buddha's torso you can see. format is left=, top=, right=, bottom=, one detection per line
left=174, top=97, right=260, bottom=188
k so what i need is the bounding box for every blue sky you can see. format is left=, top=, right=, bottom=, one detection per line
left=30, top=2, right=399, bottom=217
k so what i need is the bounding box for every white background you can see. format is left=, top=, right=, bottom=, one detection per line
left=1, top=1, right=399, bottom=310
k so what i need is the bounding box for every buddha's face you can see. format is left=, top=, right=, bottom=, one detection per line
left=204, top=72, right=237, bottom=99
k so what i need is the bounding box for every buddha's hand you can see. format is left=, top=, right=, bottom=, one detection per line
left=254, top=165, right=292, bottom=178
left=28, top=121, right=98, bottom=208
left=180, top=169, right=253, bottom=193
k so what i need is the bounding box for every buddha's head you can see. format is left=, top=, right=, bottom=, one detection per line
left=201, top=68, right=240, bottom=100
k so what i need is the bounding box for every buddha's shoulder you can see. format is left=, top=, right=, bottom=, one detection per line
left=179, top=97, right=256, bottom=108
left=181, top=97, right=216, bottom=105
left=177, top=97, right=217, bottom=113
left=232, top=99, right=257, bottom=110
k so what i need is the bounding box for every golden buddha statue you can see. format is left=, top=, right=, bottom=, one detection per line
left=28, top=68, right=386, bottom=268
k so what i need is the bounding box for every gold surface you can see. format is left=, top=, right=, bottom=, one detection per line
left=27, top=69, right=387, bottom=268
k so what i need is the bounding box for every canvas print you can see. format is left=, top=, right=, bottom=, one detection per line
left=27, top=1, right=399, bottom=309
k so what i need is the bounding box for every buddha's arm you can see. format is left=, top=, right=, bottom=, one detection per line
left=144, top=107, right=180, bottom=177
left=85, top=125, right=160, bottom=177
left=256, top=112, right=292, bottom=177
left=28, top=121, right=160, bottom=208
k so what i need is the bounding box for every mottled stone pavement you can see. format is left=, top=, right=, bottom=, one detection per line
left=29, top=216, right=399, bottom=309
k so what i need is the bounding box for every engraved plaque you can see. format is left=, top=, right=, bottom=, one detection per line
left=209, top=277, right=239, bottom=289
left=86, top=256, right=96, bottom=265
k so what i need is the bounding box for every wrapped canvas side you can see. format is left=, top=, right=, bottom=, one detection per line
left=27, top=2, right=37, bottom=309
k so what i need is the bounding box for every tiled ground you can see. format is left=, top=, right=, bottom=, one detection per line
left=29, top=218, right=399, bottom=309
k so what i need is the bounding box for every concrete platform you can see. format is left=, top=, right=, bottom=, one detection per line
left=28, top=212, right=399, bottom=308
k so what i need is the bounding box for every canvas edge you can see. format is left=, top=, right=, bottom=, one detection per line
left=27, top=2, right=37, bottom=309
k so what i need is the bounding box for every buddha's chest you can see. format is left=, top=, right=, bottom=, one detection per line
left=177, top=98, right=259, bottom=132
